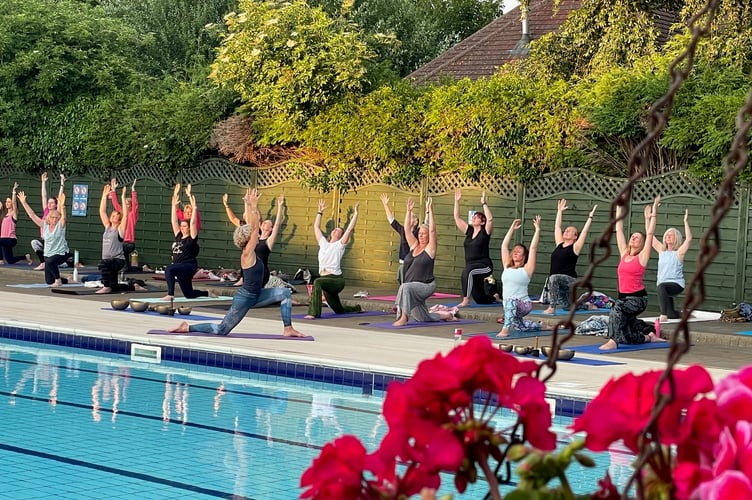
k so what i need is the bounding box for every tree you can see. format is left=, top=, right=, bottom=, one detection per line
left=210, top=0, right=375, bottom=144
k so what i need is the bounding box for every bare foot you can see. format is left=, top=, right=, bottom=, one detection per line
left=496, top=328, right=510, bottom=338
left=647, top=333, right=666, bottom=343
left=168, top=321, right=189, bottom=333
left=599, top=339, right=618, bottom=350
left=456, top=299, right=471, bottom=308
left=34, top=263, right=45, bottom=271
left=159, top=295, right=174, bottom=302
left=95, top=287, right=112, bottom=294
left=659, top=315, right=668, bottom=323
left=303, top=315, right=316, bottom=320
left=134, top=284, right=147, bottom=291
left=538, top=321, right=553, bottom=331
left=209, top=289, right=218, bottom=298
left=392, top=319, right=408, bottom=326
left=283, top=326, right=306, bottom=337
left=51, top=279, right=63, bottom=288
left=75, top=262, right=85, bottom=268
left=542, top=306, right=555, bottom=315
left=25, top=254, right=33, bottom=265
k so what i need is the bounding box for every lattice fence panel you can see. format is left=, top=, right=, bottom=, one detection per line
left=256, top=163, right=300, bottom=188
left=632, top=171, right=727, bottom=205
left=428, top=173, right=518, bottom=200
left=527, top=169, right=623, bottom=202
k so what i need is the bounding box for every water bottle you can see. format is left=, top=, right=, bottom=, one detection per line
left=454, top=328, right=463, bottom=346
left=72, top=250, right=79, bottom=282
left=130, top=250, right=139, bottom=268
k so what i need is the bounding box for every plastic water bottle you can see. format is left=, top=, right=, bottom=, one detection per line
left=454, top=328, right=463, bottom=346
left=72, top=250, right=79, bottom=282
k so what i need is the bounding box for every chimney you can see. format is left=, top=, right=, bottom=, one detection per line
left=510, top=3, right=530, bottom=56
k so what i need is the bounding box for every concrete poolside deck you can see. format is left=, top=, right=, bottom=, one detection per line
left=1, top=264, right=750, bottom=399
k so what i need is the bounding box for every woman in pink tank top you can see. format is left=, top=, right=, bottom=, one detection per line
left=0, top=182, right=33, bottom=265
left=600, top=198, right=666, bottom=350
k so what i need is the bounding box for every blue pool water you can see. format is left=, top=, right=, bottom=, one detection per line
left=0, top=337, right=625, bottom=499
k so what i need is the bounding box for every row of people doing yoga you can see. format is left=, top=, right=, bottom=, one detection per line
left=383, top=191, right=688, bottom=349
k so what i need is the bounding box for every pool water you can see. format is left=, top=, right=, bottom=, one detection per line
left=0, top=339, right=620, bottom=499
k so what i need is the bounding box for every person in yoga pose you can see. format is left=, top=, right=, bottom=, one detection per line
left=380, top=193, right=419, bottom=285
left=160, top=184, right=208, bottom=301
left=453, top=189, right=498, bottom=307
left=169, top=188, right=305, bottom=337
left=0, top=182, right=33, bottom=265
left=17, top=190, right=71, bottom=287
left=542, top=199, right=597, bottom=314
left=108, top=177, right=141, bottom=272
left=497, top=217, right=548, bottom=338
left=600, top=198, right=665, bottom=350
left=30, top=172, right=65, bottom=270
left=304, top=199, right=362, bottom=319
left=392, top=198, right=456, bottom=326
left=652, top=209, right=692, bottom=322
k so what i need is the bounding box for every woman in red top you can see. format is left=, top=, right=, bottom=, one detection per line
left=601, top=197, right=665, bottom=350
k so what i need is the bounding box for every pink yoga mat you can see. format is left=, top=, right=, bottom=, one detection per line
left=147, top=329, right=314, bottom=340
left=368, top=292, right=461, bottom=301
left=364, top=318, right=482, bottom=329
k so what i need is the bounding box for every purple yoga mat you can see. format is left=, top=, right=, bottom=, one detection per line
left=364, top=318, right=482, bottom=330
left=292, top=310, right=389, bottom=320
left=147, top=329, right=314, bottom=340
left=571, top=342, right=671, bottom=354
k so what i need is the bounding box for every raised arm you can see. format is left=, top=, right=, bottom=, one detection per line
left=17, top=191, right=43, bottom=227
left=241, top=188, right=261, bottom=264
left=573, top=204, right=597, bottom=255
left=501, top=219, right=522, bottom=269
left=525, top=216, right=542, bottom=277
left=58, top=192, right=67, bottom=228
left=118, top=187, right=128, bottom=238
left=480, top=191, right=493, bottom=235
left=189, top=194, right=199, bottom=239
left=58, top=174, right=65, bottom=199
left=130, top=178, right=139, bottom=219
left=99, top=184, right=112, bottom=227
left=170, top=184, right=181, bottom=234
left=340, top=202, right=359, bottom=246
left=452, top=189, right=468, bottom=234
left=313, top=200, right=325, bottom=242
left=266, top=193, right=285, bottom=250
left=223, top=193, right=241, bottom=227
left=40, top=172, right=48, bottom=210
left=639, top=197, right=660, bottom=266
left=9, top=182, right=18, bottom=217
left=404, top=198, right=418, bottom=249
left=615, top=204, right=628, bottom=256
left=677, top=209, right=693, bottom=260
left=109, top=178, right=122, bottom=212
left=380, top=193, right=395, bottom=223
left=426, top=197, right=437, bottom=258
left=554, top=198, right=566, bottom=245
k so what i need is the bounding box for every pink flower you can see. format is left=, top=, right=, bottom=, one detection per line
left=692, top=470, right=752, bottom=499
left=300, top=435, right=367, bottom=499
left=715, top=366, right=752, bottom=427
left=509, top=376, right=556, bottom=450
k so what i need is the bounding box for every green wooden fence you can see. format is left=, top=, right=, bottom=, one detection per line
left=0, top=160, right=744, bottom=310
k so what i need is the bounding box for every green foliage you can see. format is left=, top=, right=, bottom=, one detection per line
left=301, top=82, right=429, bottom=189
left=100, top=0, right=237, bottom=77
left=421, top=73, right=587, bottom=181
left=309, top=0, right=503, bottom=76
left=210, top=0, right=375, bottom=144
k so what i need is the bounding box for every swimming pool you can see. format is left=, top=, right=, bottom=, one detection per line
left=0, top=336, right=622, bottom=499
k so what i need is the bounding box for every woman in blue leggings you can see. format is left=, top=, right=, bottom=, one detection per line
left=169, top=188, right=305, bottom=337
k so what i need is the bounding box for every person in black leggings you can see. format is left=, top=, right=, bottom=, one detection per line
left=160, top=184, right=208, bottom=302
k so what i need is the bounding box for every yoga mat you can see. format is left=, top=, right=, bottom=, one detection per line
left=7, top=283, right=81, bottom=289
left=102, top=308, right=221, bottom=321
left=151, top=275, right=221, bottom=282
left=570, top=342, right=671, bottom=355
left=465, top=330, right=560, bottom=340
left=147, top=329, right=314, bottom=340
left=737, top=331, right=752, bottom=336
left=530, top=308, right=611, bottom=316
left=364, top=318, right=482, bottom=330
left=52, top=287, right=155, bottom=296
left=136, top=296, right=233, bottom=304
left=496, top=347, right=622, bottom=365
left=292, top=310, right=389, bottom=320
left=640, top=310, right=721, bottom=323
left=445, top=302, right=502, bottom=308
left=367, top=292, right=461, bottom=302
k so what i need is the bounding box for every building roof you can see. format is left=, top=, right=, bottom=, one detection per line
left=407, top=0, right=582, bottom=84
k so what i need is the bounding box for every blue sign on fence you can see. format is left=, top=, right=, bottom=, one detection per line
left=71, top=184, right=89, bottom=217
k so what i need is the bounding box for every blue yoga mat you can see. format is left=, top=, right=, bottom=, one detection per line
left=147, top=329, right=314, bottom=340
left=465, top=330, right=559, bottom=340
left=530, top=308, right=611, bottom=316
left=500, top=349, right=624, bottom=366
left=571, top=342, right=671, bottom=355
left=292, top=310, right=389, bottom=320
left=136, top=296, right=233, bottom=304
left=364, top=318, right=482, bottom=330
left=736, top=331, right=752, bottom=336
left=101, top=308, right=222, bottom=322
